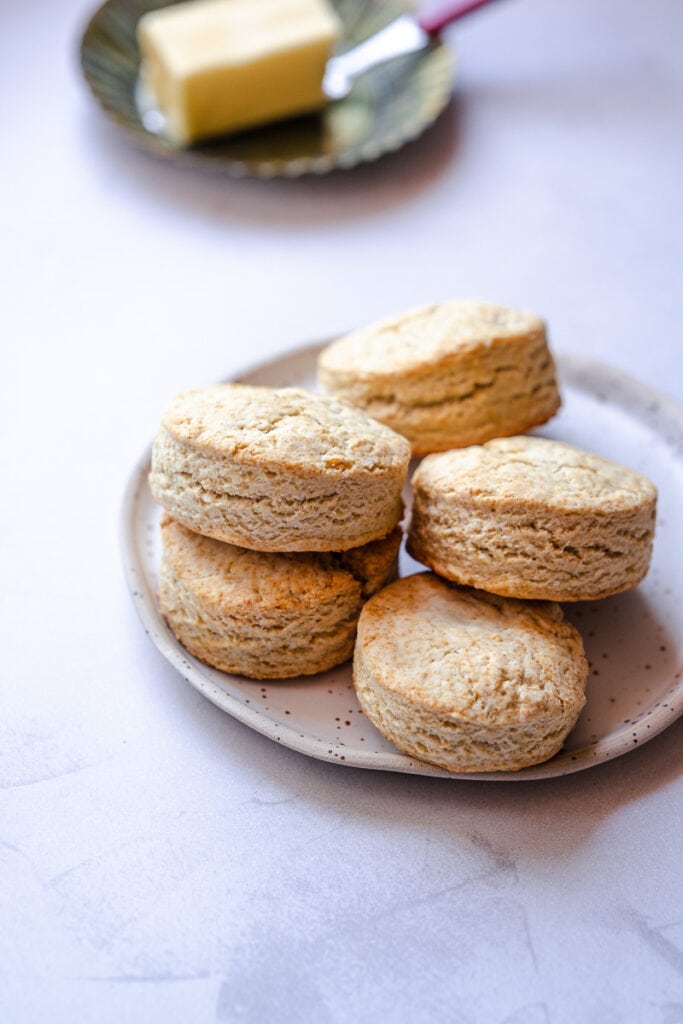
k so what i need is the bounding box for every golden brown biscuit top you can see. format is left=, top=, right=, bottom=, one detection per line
left=414, top=436, right=657, bottom=514
left=357, top=573, right=587, bottom=725
left=319, top=300, right=545, bottom=377
left=160, top=384, right=410, bottom=474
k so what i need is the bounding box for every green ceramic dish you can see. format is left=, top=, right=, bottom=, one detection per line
left=79, top=0, right=454, bottom=177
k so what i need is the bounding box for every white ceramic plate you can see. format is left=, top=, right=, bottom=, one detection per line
left=121, top=345, right=683, bottom=780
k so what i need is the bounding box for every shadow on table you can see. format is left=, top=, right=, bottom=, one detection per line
left=270, top=717, right=683, bottom=864
left=126, top=599, right=683, bottom=1015
left=148, top=664, right=682, bottom=868
left=78, top=96, right=462, bottom=229
left=131, top=575, right=682, bottom=867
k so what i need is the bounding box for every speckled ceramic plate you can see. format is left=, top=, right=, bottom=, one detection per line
left=79, top=0, right=454, bottom=177
left=121, top=344, right=683, bottom=780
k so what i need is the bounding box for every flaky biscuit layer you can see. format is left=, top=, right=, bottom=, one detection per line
left=160, top=516, right=401, bottom=679
left=408, top=436, right=657, bottom=601
left=354, top=573, right=588, bottom=772
left=150, top=384, right=410, bottom=551
left=318, top=301, right=560, bottom=455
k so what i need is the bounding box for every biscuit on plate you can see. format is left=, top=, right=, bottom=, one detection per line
left=353, top=573, right=588, bottom=773
left=159, top=515, right=401, bottom=678
left=149, top=384, right=410, bottom=551
left=317, top=300, right=560, bottom=455
left=407, top=436, right=657, bottom=601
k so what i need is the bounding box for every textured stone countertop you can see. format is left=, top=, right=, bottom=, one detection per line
left=2, top=0, right=682, bottom=1021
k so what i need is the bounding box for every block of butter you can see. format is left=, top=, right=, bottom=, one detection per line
left=137, top=0, right=342, bottom=145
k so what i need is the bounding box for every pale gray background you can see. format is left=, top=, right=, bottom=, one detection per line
left=2, top=0, right=682, bottom=1021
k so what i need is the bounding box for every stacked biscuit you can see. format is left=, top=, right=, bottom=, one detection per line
left=149, top=383, right=411, bottom=678
left=319, top=299, right=658, bottom=773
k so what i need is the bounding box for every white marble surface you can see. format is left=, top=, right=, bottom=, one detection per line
left=2, top=0, right=683, bottom=1021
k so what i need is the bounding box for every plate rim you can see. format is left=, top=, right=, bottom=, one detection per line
left=78, top=0, right=455, bottom=179
left=120, top=346, right=683, bottom=781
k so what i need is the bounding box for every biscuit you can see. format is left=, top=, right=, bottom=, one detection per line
left=149, top=384, right=410, bottom=551
left=317, top=300, right=560, bottom=455
left=407, top=436, right=657, bottom=601
left=353, top=573, right=588, bottom=773
left=159, top=515, right=402, bottom=679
